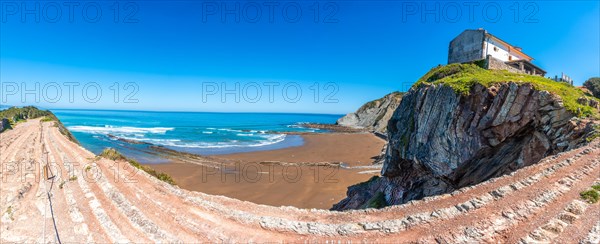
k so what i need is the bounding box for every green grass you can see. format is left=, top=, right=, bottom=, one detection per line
left=5, top=206, right=14, bottom=220
left=40, top=116, right=54, bottom=122
left=580, top=189, right=600, bottom=204
left=414, top=64, right=600, bottom=118
left=59, top=176, right=78, bottom=189
left=587, top=125, right=600, bottom=143
left=363, top=191, right=387, bottom=209
left=592, top=184, right=600, bottom=191
left=100, top=148, right=176, bottom=185
left=359, top=91, right=404, bottom=111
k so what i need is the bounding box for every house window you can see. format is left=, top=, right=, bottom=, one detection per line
left=509, top=56, right=512, bottom=61
left=493, top=47, right=498, bottom=52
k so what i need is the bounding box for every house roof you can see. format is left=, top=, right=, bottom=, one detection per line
left=483, top=31, right=534, bottom=61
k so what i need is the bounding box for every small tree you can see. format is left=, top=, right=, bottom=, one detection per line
left=583, top=77, right=600, bottom=99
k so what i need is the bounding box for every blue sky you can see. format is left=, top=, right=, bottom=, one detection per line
left=1, top=0, right=599, bottom=114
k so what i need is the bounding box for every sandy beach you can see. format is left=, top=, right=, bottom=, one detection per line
left=215, top=133, right=385, bottom=166
left=149, top=133, right=386, bottom=209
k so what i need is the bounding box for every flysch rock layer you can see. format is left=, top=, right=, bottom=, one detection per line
left=334, top=82, right=597, bottom=210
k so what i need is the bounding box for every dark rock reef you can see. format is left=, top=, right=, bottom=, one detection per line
left=333, top=80, right=598, bottom=210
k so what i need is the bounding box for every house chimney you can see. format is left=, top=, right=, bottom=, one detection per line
left=514, top=46, right=523, bottom=51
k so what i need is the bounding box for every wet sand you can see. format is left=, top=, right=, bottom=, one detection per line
left=214, top=133, right=385, bottom=166
left=150, top=133, right=386, bottom=209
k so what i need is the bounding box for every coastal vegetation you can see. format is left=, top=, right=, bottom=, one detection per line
left=584, top=77, right=600, bottom=99
left=0, top=106, right=52, bottom=123
left=99, top=148, right=176, bottom=185
left=580, top=184, right=600, bottom=204
left=587, top=125, right=600, bottom=143
left=415, top=64, right=600, bottom=118
left=363, top=192, right=387, bottom=209
left=362, top=92, right=404, bottom=110
left=0, top=106, right=79, bottom=143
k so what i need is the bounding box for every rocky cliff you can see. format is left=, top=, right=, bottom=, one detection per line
left=0, top=118, right=11, bottom=133
left=337, top=92, right=403, bottom=133
left=333, top=64, right=600, bottom=210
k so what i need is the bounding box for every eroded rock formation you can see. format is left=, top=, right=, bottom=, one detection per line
left=333, top=82, right=598, bottom=210
left=337, top=92, right=403, bottom=134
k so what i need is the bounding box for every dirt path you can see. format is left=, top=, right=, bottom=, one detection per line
left=1, top=119, right=599, bottom=242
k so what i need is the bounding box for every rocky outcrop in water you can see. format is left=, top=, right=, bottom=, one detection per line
left=333, top=82, right=598, bottom=210
left=337, top=92, right=403, bottom=134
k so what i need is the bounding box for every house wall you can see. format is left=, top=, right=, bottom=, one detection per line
left=448, top=30, right=485, bottom=64
left=485, top=55, right=525, bottom=74
left=483, top=37, right=527, bottom=62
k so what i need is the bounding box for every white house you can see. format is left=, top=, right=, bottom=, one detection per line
left=448, top=29, right=546, bottom=76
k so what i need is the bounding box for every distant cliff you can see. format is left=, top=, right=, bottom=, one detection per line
left=337, top=92, right=404, bottom=134
left=333, top=64, right=600, bottom=210
left=0, top=106, right=79, bottom=144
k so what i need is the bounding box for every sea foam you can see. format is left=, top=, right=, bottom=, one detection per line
left=68, top=125, right=174, bottom=134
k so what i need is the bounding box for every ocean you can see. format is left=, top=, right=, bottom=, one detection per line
left=51, top=109, right=342, bottom=163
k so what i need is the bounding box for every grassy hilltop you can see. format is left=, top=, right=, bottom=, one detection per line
left=415, top=64, right=600, bottom=118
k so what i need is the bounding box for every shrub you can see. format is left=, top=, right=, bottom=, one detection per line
left=99, top=148, right=176, bottom=185
left=580, top=189, right=600, bottom=204
left=99, top=148, right=128, bottom=161
left=584, top=77, right=600, bottom=99
left=40, top=116, right=54, bottom=122
left=0, top=106, right=52, bottom=123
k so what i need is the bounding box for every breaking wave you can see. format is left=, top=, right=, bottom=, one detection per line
left=111, top=133, right=287, bottom=149
left=68, top=125, right=174, bottom=134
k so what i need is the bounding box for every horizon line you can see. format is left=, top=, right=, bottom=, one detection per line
left=1, top=105, right=345, bottom=116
